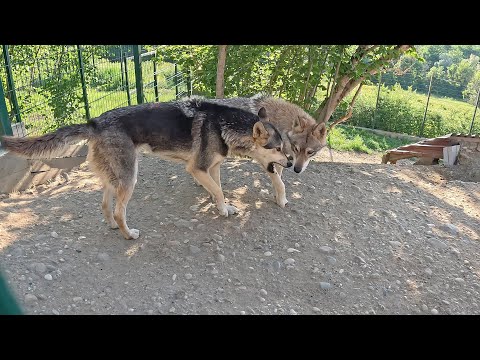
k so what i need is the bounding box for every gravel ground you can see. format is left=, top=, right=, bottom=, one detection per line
left=0, top=149, right=479, bottom=315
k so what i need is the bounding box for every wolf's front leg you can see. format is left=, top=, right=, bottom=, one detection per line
left=269, top=164, right=288, bottom=208
left=187, top=165, right=237, bottom=217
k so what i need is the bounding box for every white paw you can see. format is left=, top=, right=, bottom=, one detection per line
left=275, top=196, right=288, bottom=208
left=226, top=204, right=238, bottom=215
left=127, top=229, right=140, bottom=240
left=109, top=221, right=119, bottom=229
left=218, top=206, right=229, bottom=217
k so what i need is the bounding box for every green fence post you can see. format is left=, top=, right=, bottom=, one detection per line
left=122, top=47, right=132, bottom=106
left=132, top=45, right=143, bottom=105
left=77, top=45, right=90, bottom=120
left=174, top=63, right=179, bottom=99
left=2, top=45, right=22, bottom=125
left=153, top=60, right=159, bottom=102
left=0, top=79, right=13, bottom=136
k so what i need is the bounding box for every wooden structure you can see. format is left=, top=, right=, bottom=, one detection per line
left=382, top=133, right=480, bottom=165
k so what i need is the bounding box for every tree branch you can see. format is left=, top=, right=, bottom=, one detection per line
left=328, top=82, right=364, bottom=130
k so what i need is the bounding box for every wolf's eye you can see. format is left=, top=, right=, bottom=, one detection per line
left=292, top=145, right=299, bottom=153
left=276, top=147, right=282, bottom=152
left=307, top=150, right=316, bottom=156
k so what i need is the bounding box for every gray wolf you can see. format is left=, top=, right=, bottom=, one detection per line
left=1, top=99, right=290, bottom=240
left=199, top=94, right=327, bottom=207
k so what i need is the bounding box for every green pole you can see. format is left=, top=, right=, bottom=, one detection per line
left=187, top=69, right=192, bottom=96
left=77, top=45, right=90, bottom=120
left=2, top=45, right=22, bottom=124
left=132, top=45, right=143, bottom=105
left=122, top=47, right=132, bottom=106
left=175, top=63, right=179, bottom=99
left=0, top=270, right=23, bottom=315
left=420, top=72, right=433, bottom=137
left=153, top=60, right=159, bottom=102
left=371, top=72, right=381, bottom=129
left=0, top=79, right=13, bottom=136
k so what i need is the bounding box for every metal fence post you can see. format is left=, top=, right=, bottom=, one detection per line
left=153, top=60, right=159, bottom=102
left=122, top=47, right=132, bottom=106
left=77, top=45, right=90, bottom=120
left=420, top=72, right=433, bottom=137
left=175, top=64, right=179, bottom=99
left=120, top=46, right=125, bottom=88
left=469, top=87, right=480, bottom=135
left=132, top=45, right=144, bottom=104
left=187, top=69, right=192, bottom=96
left=0, top=79, right=13, bottom=136
left=2, top=45, right=22, bottom=124
left=371, top=72, right=382, bottom=129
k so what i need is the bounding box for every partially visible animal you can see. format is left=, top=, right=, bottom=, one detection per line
left=1, top=99, right=290, bottom=240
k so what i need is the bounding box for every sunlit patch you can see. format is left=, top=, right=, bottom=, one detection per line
left=125, top=243, right=141, bottom=258
left=253, top=180, right=261, bottom=188
left=255, top=201, right=264, bottom=209
left=292, top=192, right=302, bottom=199
left=386, top=185, right=402, bottom=194
left=0, top=208, right=40, bottom=250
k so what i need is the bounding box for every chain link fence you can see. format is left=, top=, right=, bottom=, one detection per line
left=0, top=45, right=191, bottom=138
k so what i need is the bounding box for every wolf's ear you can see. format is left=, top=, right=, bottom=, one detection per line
left=258, top=107, right=268, bottom=121
left=253, top=121, right=269, bottom=140
left=311, top=122, right=327, bottom=140
left=292, top=116, right=307, bottom=132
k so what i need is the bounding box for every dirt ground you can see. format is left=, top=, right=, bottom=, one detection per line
left=1, top=149, right=479, bottom=315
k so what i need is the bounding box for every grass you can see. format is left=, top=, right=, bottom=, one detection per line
left=327, top=125, right=412, bottom=154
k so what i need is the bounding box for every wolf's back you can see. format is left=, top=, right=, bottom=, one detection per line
left=1, top=123, right=93, bottom=159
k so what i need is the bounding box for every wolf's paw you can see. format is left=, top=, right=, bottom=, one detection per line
left=109, top=220, right=119, bottom=229
left=226, top=204, right=238, bottom=215
left=218, top=206, right=229, bottom=217
left=275, top=195, right=288, bottom=208
left=126, top=229, right=140, bottom=240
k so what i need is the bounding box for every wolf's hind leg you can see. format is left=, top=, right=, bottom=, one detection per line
left=102, top=185, right=118, bottom=229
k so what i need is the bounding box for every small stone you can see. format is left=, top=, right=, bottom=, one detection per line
left=52, top=309, right=60, bottom=315
left=24, top=294, right=38, bottom=304
left=167, top=240, right=181, bottom=246
left=312, top=307, right=321, bottom=313
left=284, top=258, right=295, bottom=266
left=34, top=263, right=47, bottom=274
left=264, top=251, right=272, bottom=257
left=59, top=258, right=65, bottom=263
left=51, top=231, right=58, bottom=238
left=289, top=309, right=297, bottom=315
left=294, top=243, right=300, bottom=248
left=172, top=274, right=177, bottom=281
left=190, top=205, right=199, bottom=211
left=97, top=253, right=110, bottom=261
left=327, top=256, right=337, bottom=265
left=431, top=309, right=439, bottom=315
left=260, top=289, right=268, bottom=296
left=73, top=297, right=83, bottom=303
left=259, top=297, right=266, bottom=302
left=217, top=254, right=225, bottom=263
left=335, top=180, right=342, bottom=185
left=440, top=223, right=459, bottom=236
left=319, top=246, right=333, bottom=254
left=287, top=248, right=300, bottom=253
left=320, top=282, right=332, bottom=290
left=354, top=255, right=366, bottom=265
left=212, top=234, right=223, bottom=241
left=425, top=268, right=433, bottom=276
left=272, top=261, right=281, bottom=272
left=128, top=308, right=135, bottom=312
left=421, top=304, right=428, bottom=312
left=44, top=274, right=53, bottom=281
left=240, top=311, right=246, bottom=315
left=189, top=245, right=201, bottom=254
left=185, top=273, right=193, bottom=280
left=454, top=277, right=465, bottom=284
left=169, top=307, right=176, bottom=313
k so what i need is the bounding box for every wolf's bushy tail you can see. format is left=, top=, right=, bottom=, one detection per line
left=1, top=123, right=94, bottom=159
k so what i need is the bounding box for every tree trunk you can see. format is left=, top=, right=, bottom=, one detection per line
left=216, top=45, right=228, bottom=99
